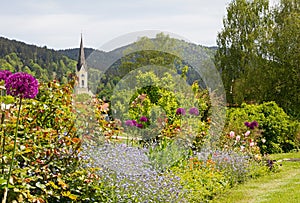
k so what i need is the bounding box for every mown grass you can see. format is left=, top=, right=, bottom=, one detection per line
left=212, top=152, right=300, bottom=203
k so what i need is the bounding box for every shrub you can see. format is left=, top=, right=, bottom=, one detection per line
left=225, top=102, right=299, bottom=154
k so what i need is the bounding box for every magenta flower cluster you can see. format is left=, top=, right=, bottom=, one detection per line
left=0, top=70, right=12, bottom=82
left=244, top=121, right=259, bottom=130
left=176, top=107, right=200, bottom=116
left=125, top=116, right=148, bottom=129
left=5, top=72, right=39, bottom=99
left=176, top=108, right=186, bottom=115
left=125, top=120, right=137, bottom=127
left=140, top=116, right=148, bottom=122
left=189, top=107, right=199, bottom=116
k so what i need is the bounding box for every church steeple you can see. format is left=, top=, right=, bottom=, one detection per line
left=75, top=34, right=92, bottom=95
left=77, top=34, right=86, bottom=72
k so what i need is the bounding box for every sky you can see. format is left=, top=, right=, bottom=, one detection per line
left=0, top=0, right=276, bottom=51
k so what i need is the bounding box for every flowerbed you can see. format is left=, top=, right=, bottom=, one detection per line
left=0, top=70, right=290, bottom=202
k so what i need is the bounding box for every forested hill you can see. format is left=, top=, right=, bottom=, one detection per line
left=59, top=39, right=216, bottom=72
left=0, top=35, right=217, bottom=91
left=0, top=36, right=76, bottom=82
left=58, top=47, right=97, bottom=61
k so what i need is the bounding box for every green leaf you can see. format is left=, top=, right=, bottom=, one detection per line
left=0, top=178, right=7, bottom=185
left=35, top=182, right=46, bottom=190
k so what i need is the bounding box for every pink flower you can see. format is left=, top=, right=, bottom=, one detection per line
left=229, top=131, right=235, bottom=138
left=250, top=142, right=255, bottom=147
left=236, top=135, right=241, bottom=141
left=245, top=130, right=250, bottom=137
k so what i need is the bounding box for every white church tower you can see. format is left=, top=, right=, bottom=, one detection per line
left=75, top=34, right=91, bottom=95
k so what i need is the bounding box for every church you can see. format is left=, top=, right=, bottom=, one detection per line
left=74, top=34, right=93, bottom=96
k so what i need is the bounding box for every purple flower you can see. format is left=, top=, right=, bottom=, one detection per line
left=245, top=121, right=259, bottom=129
left=125, top=120, right=135, bottom=127
left=140, top=116, right=148, bottom=122
left=0, top=70, right=12, bottom=82
left=136, top=123, right=143, bottom=128
left=132, top=120, right=137, bottom=126
left=250, top=121, right=258, bottom=129
left=176, top=108, right=186, bottom=116
left=244, top=122, right=250, bottom=128
left=5, top=72, right=38, bottom=99
left=189, top=107, right=199, bottom=116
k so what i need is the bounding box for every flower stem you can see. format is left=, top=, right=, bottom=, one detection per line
left=3, top=97, right=22, bottom=202
left=1, top=112, right=6, bottom=175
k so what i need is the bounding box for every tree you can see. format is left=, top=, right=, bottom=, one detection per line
left=215, top=0, right=272, bottom=104
left=269, top=0, right=300, bottom=117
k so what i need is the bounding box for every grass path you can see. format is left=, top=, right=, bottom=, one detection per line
left=212, top=152, right=300, bottom=203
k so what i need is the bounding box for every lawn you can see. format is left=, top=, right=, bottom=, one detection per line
left=212, top=152, right=300, bottom=203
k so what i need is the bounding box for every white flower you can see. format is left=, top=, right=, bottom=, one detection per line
left=245, top=130, right=251, bottom=137
left=261, top=138, right=266, bottom=143
left=229, top=131, right=235, bottom=138
left=236, top=135, right=241, bottom=141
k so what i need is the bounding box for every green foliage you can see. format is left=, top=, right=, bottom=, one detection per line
left=73, top=93, right=91, bottom=103
left=147, top=137, right=192, bottom=171
left=105, top=67, right=211, bottom=147
left=172, top=158, right=230, bottom=202
left=225, top=102, right=300, bottom=154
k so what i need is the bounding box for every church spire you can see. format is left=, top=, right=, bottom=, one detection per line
left=77, top=34, right=86, bottom=72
